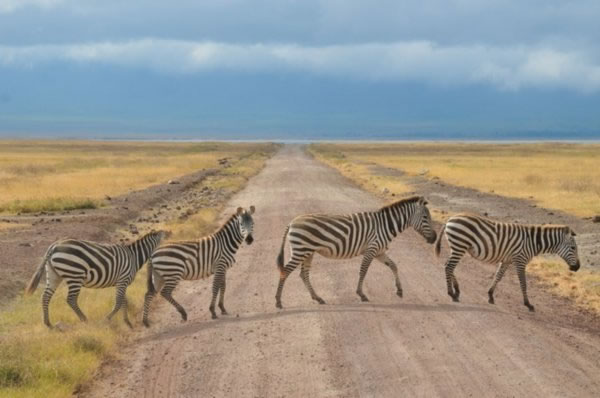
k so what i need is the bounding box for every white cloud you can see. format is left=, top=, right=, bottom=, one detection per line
left=1, top=39, right=600, bottom=92
left=0, top=0, right=66, bottom=13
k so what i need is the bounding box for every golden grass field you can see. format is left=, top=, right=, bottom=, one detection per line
left=0, top=141, right=277, bottom=398
left=309, top=142, right=600, bottom=315
left=311, top=142, right=600, bottom=217
left=0, top=140, right=274, bottom=214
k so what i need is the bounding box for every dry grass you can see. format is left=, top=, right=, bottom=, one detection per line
left=310, top=146, right=412, bottom=199
left=0, top=141, right=278, bottom=398
left=310, top=142, right=600, bottom=217
left=530, top=259, right=600, bottom=314
left=0, top=222, right=26, bottom=231
left=0, top=140, right=276, bottom=214
left=310, top=142, right=600, bottom=315
left=166, top=150, right=274, bottom=241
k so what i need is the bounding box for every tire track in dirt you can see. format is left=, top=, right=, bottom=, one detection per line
left=82, top=145, right=600, bottom=398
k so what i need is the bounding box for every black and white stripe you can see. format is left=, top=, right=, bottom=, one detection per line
left=25, top=230, right=167, bottom=328
left=142, top=206, right=255, bottom=326
left=275, top=196, right=437, bottom=308
left=435, top=213, right=580, bottom=311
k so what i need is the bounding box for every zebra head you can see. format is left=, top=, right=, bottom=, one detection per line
left=236, top=206, right=255, bottom=245
left=410, top=197, right=437, bottom=244
left=556, top=227, right=580, bottom=272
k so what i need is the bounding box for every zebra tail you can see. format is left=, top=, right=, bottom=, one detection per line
left=277, top=225, right=290, bottom=273
left=25, top=244, right=54, bottom=294
left=147, top=258, right=156, bottom=295
left=434, top=224, right=446, bottom=257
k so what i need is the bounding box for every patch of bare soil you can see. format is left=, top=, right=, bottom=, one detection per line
left=81, top=146, right=600, bottom=398
left=0, top=166, right=227, bottom=304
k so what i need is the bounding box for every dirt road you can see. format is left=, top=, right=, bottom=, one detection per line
left=84, top=145, right=600, bottom=397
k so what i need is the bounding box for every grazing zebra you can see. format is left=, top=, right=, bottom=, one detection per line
left=142, top=206, right=255, bottom=326
left=275, top=196, right=437, bottom=309
left=435, top=213, right=580, bottom=311
left=25, top=230, right=167, bottom=328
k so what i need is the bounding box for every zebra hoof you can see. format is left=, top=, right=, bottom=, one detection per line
left=143, top=319, right=150, bottom=328
left=276, top=301, right=283, bottom=309
left=526, top=304, right=535, bottom=312
left=396, top=290, right=403, bottom=298
left=316, top=298, right=326, bottom=305
left=488, top=298, right=495, bottom=305
left=360, top=296, right=369, bottom=302
left=180, top=312, right=188, bottom=321
left=211, top=313, right=218, bottom=320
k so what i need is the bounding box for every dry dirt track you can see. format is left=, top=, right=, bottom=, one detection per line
left=84, top=145, right=600, bottom=398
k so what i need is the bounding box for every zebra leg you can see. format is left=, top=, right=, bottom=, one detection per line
left=66, top=279, right=88, bottom=323
left=142, top=271, right=165, bottom=328
left=218, top=271, right=228, bottom=315
left=488, top=262, right=510, bottom=304
left=142, top=290, right=155, bottom=328
left=161, top=282, right=187, bottom=321
left=452, top=275, right=460, bottom=299
left=42, top=264, right=62, bottom=328
left=300, top=255, right=325, bottom=305
left=444, top=250, right=465, bottom=302
left=356, top=251, right=376, bottom=302
left=122, top=295, right=132, bottom=329
left=516, top=263, right=535, bottom=312
left=275, top=255, right=304, bottom=309
left=210, top=268, right=226, bottom=319
left=106, top=283, right=127, bottom=321
left=376, top=253, right=403, bottom=298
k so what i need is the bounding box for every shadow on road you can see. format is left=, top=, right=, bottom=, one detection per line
left=140, top=301, right=501, bottom=343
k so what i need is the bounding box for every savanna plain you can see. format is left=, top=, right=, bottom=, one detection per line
left=0, top=140, right=279, bottom=398
left=310, top=142, right=600, bottom=314
left=0, top=140, right=599, bottom=398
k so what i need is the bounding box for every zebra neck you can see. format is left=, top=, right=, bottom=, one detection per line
left=381, top=206, right=408, bottom=238
left=128, top=238, right=152, bottom=270
left=529, top=227, right=557, bottom=256
left=215, top=218, right=244, bottom=250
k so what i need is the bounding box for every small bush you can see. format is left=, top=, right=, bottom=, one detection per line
left=72, top=336, right=105, bottom=355
left=0, top=365, right=25, bottom=388
left=522, top=174, right=544, bottom=186
left=0, top=198, right=99, bottom=214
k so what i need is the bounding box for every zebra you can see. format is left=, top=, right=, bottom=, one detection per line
left=275, top=196, right=437, bottom=309
left=434, top=213, right=580, bottom=311
left=25, top=230, right=167, bottom=328
left=142, top=206, right=255, bottom=326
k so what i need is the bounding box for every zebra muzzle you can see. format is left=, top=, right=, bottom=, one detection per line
left=426, top=232, right=437, bottom=244
left=570, top=261, right=580, bottom=272
left=245, top=235, right=254, bottom=245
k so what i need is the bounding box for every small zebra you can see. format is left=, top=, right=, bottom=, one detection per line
left=142, top=206, right=255, bottom=326
left=25, top=230, right=167, bottom=328
left=275, top=196, right=437, bottom=309
left=435, top=213, right=580, bottom=311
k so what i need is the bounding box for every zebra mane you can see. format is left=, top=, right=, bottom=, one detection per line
left=457, top=212, right=573, bottom=232
left=214, top=213, right=239, bottom=234
left=379, top=196, right=423, bottom=212
left=126, top=231, right=160, bottom=246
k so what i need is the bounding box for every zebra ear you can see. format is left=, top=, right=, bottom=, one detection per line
left=236, top=207, right=243, bottom=215
left=249, top=205, right=255, bottom=214
left=570, top=228, right=577, bottom=237
left=419, top=197, right=428, bottom=205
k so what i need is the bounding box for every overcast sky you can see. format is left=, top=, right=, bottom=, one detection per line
left=1, top=0, right=599, bottom=139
